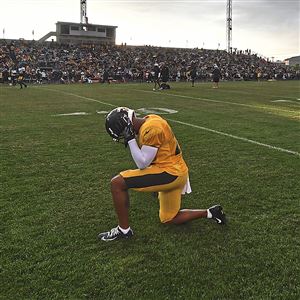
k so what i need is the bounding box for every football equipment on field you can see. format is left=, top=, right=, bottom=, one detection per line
left=105, top=107, right=135, bottom=145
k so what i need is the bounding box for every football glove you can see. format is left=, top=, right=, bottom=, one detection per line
left=123, top=123, right=135, bottom=147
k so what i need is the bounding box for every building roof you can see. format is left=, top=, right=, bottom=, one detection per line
left=56, top=21, right=117, bottom=28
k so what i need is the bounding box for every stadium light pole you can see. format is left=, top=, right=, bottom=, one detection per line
left=226, top=0, right=232, bottom=53
left=81, top=0, right=88, bottom=24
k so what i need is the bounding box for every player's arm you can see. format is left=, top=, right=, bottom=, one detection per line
left=123, top=124, right=157, bottom=169
left=128, top=140, right=157, bottom=169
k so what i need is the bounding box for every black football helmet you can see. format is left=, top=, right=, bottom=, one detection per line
left=105, top=107, right=135, bottom=143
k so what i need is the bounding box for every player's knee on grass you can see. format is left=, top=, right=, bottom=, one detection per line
left=159, top=210, right=178, bottom=223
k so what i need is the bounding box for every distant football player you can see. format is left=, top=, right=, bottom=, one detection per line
left=159, top=64, right=171, bottom=90
left=10, top=68, right=17, bottom=86
left=102, top=69, right=110, bottom=84
left=190, top=63, right=197, bottom=87
left=152, top=63, right=161, bottom=90
left=212, top=64, right=221, bottom=89
left=17, top=66, right=27, bottom=89
left=99, top=107, right=226, bottom=241
left=160, top=63, right=169, bottom=88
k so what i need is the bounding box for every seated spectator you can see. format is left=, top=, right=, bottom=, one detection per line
left=0, top=39, right=298, bottom=86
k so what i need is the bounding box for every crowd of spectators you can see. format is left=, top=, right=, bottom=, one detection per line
left=0, top=39, right=299, bottom=85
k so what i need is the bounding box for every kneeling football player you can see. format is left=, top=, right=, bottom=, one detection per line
left=99, top=107, right=226, bottom=241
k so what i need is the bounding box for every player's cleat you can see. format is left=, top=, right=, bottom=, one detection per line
left=209, top=205, right=226, bottom=225
left=98, top=226, right=133, bottom=241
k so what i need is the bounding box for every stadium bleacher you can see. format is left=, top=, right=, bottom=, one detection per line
left=0, top=40, right=299, bottom=84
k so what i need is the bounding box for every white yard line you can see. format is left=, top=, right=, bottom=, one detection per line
left=134, top=89, right=299, bottom=114
left=167, top=119, right=300, bottom=157
left=38, top=87, right=300, bottom=158
left=41, top=87, right=116, bottom=107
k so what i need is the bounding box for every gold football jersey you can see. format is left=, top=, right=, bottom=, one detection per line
left=138, top=115, right=188, bottom=176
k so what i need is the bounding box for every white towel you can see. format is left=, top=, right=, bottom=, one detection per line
left=181, top=176, right=192, bottom=195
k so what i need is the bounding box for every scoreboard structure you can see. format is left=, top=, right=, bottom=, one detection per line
left=39, top=22, right=117, bottom=45
left=38, top=0, right=117, bottom=45
left=56, top=21, right=117, bottom=45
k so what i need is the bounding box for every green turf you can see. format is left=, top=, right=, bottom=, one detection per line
left=1, top=81, right=300, bottom=299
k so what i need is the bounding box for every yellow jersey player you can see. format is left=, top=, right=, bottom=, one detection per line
left=17, top=66, right=27, bottom=89
left=99, top=107, right=226, bottom=241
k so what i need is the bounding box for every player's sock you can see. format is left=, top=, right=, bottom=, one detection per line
left=118, top=225, right=131, bottom=234
left=206, top=209, right=212, bottom=219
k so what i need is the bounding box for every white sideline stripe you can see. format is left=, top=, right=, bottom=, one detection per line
left=271, top=99, right=300, bottom=105
left=40, top=87, right=116, bottom=107
left=37, top=87, right=300, bottom=158
left=167, top=118, right=300, bottom=158
left=54, top=112, right=90, bottom=116
left=135, top=89, right=298, bottom=114
left=271, top=100, right=293, bottom=103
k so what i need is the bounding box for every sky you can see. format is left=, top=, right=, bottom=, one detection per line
left=0, top=0, right=299, bottom=61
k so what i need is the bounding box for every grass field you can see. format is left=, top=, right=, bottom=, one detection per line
left=1, top=81, right=300, bottom=299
